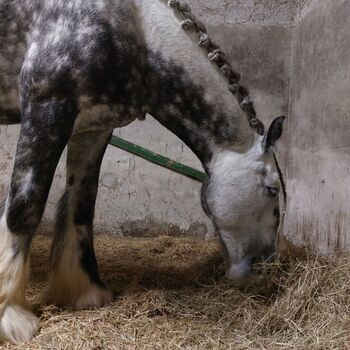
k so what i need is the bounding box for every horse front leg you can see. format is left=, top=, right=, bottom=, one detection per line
left=0, top=98, right=76, bottom=344
left=44, top=129, right=113, bottom=309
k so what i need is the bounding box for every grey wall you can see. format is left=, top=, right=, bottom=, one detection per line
left=284, top=0, right=350, bottom=253
left=0, top=0, right=294, bottom=238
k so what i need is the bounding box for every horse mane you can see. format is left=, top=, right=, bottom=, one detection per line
left=166, top=0, right=265, bottom=135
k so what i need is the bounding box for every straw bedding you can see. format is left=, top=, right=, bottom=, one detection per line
left=2, top=234, right=350, bottom=350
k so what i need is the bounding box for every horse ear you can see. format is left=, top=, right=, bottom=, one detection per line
left=265, top=116, right=285, bottom=151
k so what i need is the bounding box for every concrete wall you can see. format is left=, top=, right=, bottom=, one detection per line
left=0, top=0, right=294, bottom=238
left=284, top=0, right=350, bottom=253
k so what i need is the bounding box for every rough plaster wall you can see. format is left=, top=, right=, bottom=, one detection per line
left=0, top=120, right=210, bottom=237
left=284, top=0, right=350, bottom=253
left=190, top=0, right=296, bottom=26
left=0, top=0, right=294, bottom=237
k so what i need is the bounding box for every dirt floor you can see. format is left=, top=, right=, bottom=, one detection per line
left=1, top=235, right=350, bottom=350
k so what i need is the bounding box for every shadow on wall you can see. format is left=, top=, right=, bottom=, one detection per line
left=115, top=215, right=209, bottom=239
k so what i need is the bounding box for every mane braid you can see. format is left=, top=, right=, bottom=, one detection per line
left=166, top=0, right=265, bottom=135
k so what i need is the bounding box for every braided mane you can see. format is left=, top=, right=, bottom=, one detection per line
left=166, top=0, right=265, bottom=135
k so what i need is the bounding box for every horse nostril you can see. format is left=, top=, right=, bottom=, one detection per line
left=227, top=257, right=252, bottom=280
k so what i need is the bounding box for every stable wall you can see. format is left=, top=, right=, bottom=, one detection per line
left=0, top=1, right=294, bottom=237
left=284, top=0, right=350, bottom=253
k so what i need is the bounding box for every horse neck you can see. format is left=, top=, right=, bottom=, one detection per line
left=1, top=1, right=48, bottom=50
left=2, top=1, right=35, bottom=25
left=139, top=0, right=256, bottom=168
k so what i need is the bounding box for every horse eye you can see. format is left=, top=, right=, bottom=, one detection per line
left=265, top=186, right=279, bottom=198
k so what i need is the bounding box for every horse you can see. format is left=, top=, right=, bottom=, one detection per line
left=0, top=0, right=285, bottom=344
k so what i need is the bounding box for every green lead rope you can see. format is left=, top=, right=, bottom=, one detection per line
left=109, top=135, right=207, bottom=183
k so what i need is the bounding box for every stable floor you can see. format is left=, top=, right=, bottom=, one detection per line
left=2, top=235, right=350, bottom=350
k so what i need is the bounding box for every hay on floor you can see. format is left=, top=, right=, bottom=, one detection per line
left=3, top=235, right=350, bottom=350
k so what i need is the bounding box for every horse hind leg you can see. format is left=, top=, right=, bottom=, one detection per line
left=0, top=99, right=76, bottom=344
left=44, top=129, right=113, bottom=309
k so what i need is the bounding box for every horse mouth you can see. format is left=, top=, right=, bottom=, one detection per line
left=227, top=250, right=278, bottom=280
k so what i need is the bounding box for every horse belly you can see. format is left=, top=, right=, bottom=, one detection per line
left=74, top=99, right=139, bottom=134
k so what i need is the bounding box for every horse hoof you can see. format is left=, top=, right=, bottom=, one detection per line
left=0, top=304, right=38, bottom=344
left=73, top=285, right=114, bottom=310
left=44, top=283, right=114, bottom=310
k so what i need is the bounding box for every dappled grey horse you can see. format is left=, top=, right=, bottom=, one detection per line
left=0, top=0, right=285, bottom=344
